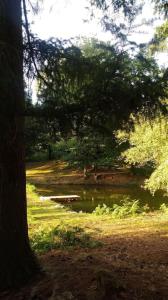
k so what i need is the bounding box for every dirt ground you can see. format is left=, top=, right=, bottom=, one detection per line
left=1, top=230, right=168, bottom=300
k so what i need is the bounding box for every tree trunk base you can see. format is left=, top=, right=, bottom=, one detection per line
left=0, top=247, right=40, bottom=291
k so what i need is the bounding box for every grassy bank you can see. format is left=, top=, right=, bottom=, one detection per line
left=3, top=183, right=167, bottom=299
left=27, top=183, right=168, bottom=254
left=26, top=160, right=144, bottom=185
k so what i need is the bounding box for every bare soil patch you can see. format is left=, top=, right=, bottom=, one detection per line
left=1, top=230, right=168, bottom=300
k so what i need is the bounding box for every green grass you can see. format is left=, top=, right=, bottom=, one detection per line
left=31, top=224, right=101, bottom=254
left=27, top=183, right=168, bottom=254
left=27, top=183, right=102, bottom=253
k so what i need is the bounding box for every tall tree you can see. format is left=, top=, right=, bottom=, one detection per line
left=0, top=0, right=39, bottom=290
left=36, top=39, right=167, bottom=135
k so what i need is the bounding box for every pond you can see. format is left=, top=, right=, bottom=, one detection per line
left=36, top=184, right=168, bottom=213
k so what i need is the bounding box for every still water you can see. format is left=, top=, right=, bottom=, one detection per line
left=36, top=184, right=168, bottom=213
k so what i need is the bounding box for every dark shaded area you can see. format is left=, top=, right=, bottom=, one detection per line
left=1, top=230, right=168, bottom=299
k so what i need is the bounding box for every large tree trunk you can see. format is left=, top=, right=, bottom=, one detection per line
left=0, top=0, right=39, bottom=290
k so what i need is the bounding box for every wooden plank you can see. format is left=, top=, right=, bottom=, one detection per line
left=40, top=195, right=80, bottom=201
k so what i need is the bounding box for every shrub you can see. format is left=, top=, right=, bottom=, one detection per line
left=93, top=198, right=149, bottom=218
left=26, top=183, right=36, bottom=194
left=93, top=203, right=112, bottom=215
left=30, top=224, right=101, bottom=254
left=160, top=203, right=168, bottom=213
left=26, top=183, right=39, bottom=202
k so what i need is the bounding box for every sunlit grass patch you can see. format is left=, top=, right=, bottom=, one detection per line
left=27, top=183, right=168, bottom=255
left=27, top=169, right=54, bottom=176
left=26, top=160, right=70, bottom=176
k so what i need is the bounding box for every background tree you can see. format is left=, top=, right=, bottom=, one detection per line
left=0, top=0, right=167, bottom=290
left=30, top=38, right=167, bottom=164
left=116, top=111, right=168, bottom=194
left=149, top=20, right=168, bottom=54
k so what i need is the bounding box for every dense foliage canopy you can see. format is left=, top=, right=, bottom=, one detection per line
left=25, top=37, right=168, bottom=161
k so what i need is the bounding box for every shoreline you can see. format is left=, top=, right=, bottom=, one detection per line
left=26, top=160, right=145, bottom=186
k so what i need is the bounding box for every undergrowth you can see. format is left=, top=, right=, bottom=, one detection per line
left=93, top=199, right=150, bottom=218
left=160, top=203, right=168, bottom=213
left=30, top=224, right=101, bottom=254
left=27, top=183, right=39, bottom=202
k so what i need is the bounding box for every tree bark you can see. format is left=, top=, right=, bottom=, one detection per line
left=0, top=0, right=39, bottom=290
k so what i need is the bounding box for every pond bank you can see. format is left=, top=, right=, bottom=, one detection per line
left=26, top=160, right=144, bottom=186
left=2, top=187, right=168, bottom=300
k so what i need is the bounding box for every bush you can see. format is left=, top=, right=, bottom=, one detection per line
left=27, top=151, right=48, bottom=162
left=30, top=224, right=101, bottom=254
left=51, top=138, right=77, bottom=162
left=26, top=183, right=36, bottom=194
left=93, top=199, right=149, bottom=218
left=160, top=203, right=168, bottom=213
left=26, top=183, right=39, bottom=202
left=93, top=203, right=112, bottom=215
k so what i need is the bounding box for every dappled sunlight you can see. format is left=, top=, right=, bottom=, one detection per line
left=27, top=169, right=54, bottom=176
left=2, top=0, right=168, bottom=296
left=26, top=160, right=82, bottom=183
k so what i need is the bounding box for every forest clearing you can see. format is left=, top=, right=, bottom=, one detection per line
left=1, top=176, right=168, bottom=299
left=1, top=0, right=168, bottom=299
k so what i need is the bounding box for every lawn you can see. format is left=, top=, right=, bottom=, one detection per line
left=27, top=183, right=168, bottom=252
left=2, top=183, right=168, bottom=299
left=11, top=183, right=166, bottom=300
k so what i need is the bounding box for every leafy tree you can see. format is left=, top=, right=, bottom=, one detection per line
left=30, top=37, right=167, bottom=169
left=92, top=0, right=168, bottom=18
left=26, top=2, right=168, bottom=165
left=154, top=0, right=168, bottom=17
left=36, top=38, right=167, bottom=135
left=149, top=20, right=168, bottom=53
left=92, top=0, right=168, bottom=54
left=71, top=135, right=116, bottom=169
left=25, top=97, right=61, bottom=160
left=0, top=0, right=167, bottom=290
left=117, top=112, right=168, bottom=194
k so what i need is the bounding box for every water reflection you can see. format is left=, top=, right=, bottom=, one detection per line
left=36, top=184, right=168, bottom=213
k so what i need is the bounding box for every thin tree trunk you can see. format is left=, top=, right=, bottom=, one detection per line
left=0, top=0, right=39, bottom=290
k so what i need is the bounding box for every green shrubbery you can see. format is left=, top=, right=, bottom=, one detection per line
left=93, top=199, right=149, bottom=218
left=26, top=183, right=36, bottom=194
left=27, top=151, right=48, bottom=162
left=30, top=224, right=101, bottom=254
left=26, top=183, right=38, bottom=200
left=26, top=183, right=39, bottom=202
left=27, top=135, right=119, bottom=169
left=51, top=138, right=77, bottom=162
left=160, top=203, right=168, bottom=213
